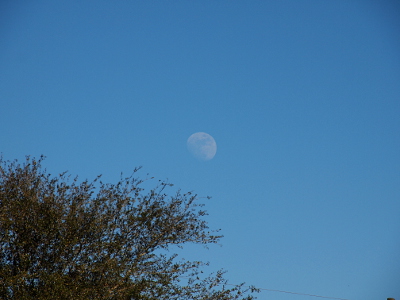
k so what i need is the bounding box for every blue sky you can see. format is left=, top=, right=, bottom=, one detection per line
left=1, top=1, right=399, bottom=299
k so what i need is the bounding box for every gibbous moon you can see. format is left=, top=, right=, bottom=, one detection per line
left=187, top=132, right=217, bottom=161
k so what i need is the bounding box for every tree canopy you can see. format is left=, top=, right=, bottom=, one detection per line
left=0, top=156, right=258, bottom=299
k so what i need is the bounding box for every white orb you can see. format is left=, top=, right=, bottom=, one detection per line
left=187, top=132, right=217, bottom=161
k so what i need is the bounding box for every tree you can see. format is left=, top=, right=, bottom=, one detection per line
left=0, top=156, right=258, bottom=299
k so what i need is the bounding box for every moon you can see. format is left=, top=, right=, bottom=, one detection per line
left=187, top=132, right=217, bottom=161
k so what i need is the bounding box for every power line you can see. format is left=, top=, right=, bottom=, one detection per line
left=249, top=286, right=349, bottom=300
left=219, top=281, right=349, bottom=300
left=178, top=276, right=350, bottom=300
left=132, top=270, right=350, bottom=300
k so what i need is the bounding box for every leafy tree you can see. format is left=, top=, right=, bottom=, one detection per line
left=0, top=156, right=258, bottom=299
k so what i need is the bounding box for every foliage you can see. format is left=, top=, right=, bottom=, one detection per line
left=0, top=156, right=258, bottom=299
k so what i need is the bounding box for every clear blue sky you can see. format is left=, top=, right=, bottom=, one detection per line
left=1, top=1, right=399, bottom=299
